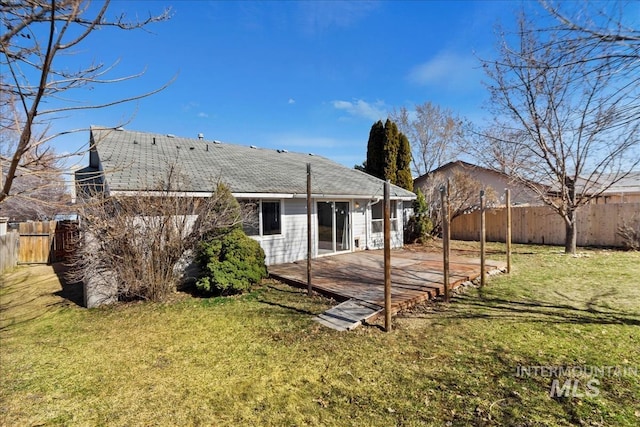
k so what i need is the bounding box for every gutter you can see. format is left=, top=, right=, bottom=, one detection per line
left=109, top=190, right=416, bottom=201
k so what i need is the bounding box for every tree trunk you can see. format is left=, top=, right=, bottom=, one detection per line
left=564, top=210, right=577, bottom=255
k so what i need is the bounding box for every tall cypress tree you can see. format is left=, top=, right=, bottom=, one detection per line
left=365, top=120, right=385, bottom=180
left=396, top=131, right=413, bottom=191
left=363, top=118, right=413, bottom=189
left=383, top=119, right=399, bottom=184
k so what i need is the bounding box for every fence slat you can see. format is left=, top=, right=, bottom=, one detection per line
left=451, top=203, right=640, bottom=247
left=17, top=220, right=56, bottom=264
left=0, top=231, right=19, bottom=273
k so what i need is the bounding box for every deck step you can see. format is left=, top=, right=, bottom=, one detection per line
left=314, top=299, right=383, bottom=331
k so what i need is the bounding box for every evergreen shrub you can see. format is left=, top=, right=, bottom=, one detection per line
left=196, top=228, right=267, bottom=295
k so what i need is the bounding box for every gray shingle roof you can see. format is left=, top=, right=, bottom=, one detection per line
left=596, top=172, right=640, bottom=194
left=89, top=126, right=415, bottom=199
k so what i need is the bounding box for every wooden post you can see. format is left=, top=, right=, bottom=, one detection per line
left=480, top=190, right=486, bottom=288
left=383, top=180, right=392, bottom=332
left=440, top=185, right=450, bottom=302
left=307, top=163, right=312, bottom=296
left=505, top=188, right=512, bottom=274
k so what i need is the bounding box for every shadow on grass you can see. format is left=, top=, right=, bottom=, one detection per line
left=176, top=280, right=213, bottom=299
left=0, top=263, right=83, bottom=332
left=51, top=262, right=84, bottom=307
left=255, top=297, right=318, bottom=316
left=254, top=283, right=332, bottom=316
left=264, top=283, right=308, bottom=295
left=422, top=289, right=640, bottom=326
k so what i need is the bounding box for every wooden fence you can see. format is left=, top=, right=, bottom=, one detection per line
left=451, top=203, right=640, bottom=247
left=0, top=221, right=79, bottom=271
left=0, top=231, right=19, bottom=273
left=18, top=221, right=57, bottom=264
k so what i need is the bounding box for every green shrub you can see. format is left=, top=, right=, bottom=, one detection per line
left=406, top=188, right=433, bottom=243
left=196, top=228, right=267, bottom=295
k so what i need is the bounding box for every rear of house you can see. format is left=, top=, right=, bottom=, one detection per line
left=76, top=126, right=415, bottom=265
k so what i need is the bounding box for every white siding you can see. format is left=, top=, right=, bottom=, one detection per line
left=252, top=199, right=308, bottom=265
left=252, top=198, right=406, bottom=266
left=351, top=199, right=368, bottom=251
left=366, top=201, right=404, bottom=250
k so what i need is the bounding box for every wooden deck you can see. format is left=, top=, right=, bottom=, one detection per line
left=269, top=249, right=506, bottom=317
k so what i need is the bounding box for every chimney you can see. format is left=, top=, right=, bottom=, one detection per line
left=198, top=133, right=204, bottom=140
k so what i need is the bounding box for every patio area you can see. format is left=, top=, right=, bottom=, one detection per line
left=269, top=248, right=507, bottom=320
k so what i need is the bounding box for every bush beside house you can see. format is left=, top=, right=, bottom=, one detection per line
left=196, top=228, right=268, bottom=295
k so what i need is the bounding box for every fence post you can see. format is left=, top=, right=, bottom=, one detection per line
left=480, top=190, right=486, bottom=287
left=307, top=163, right=312, bottom=296
left=440, top=185, right=450, bottom=302
left=505, top=189, right=512, bottom=274
left=383, top=180, right=392, bottom=332
left=0, top=217, right=7, bottom=236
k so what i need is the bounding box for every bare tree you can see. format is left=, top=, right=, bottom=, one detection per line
left=1, top=101, right=69, bottom=219
left=541, top=1, right=640, bottom=68
left=417, top=170, right=498, bottom=237
left=481, top=7, right=640, bottom=254
left=0, top=156, right=70, bottom=220
left=72, top=165, right=251, bottom=304
left=469, top=122, right=531, bottom=176
left=390, top=102, right=468, bottom=177
left=0, top=0, right=172, bottom=210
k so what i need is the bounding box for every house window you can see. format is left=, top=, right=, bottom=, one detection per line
left=371, top=200, right=397, bottom=233
left=261, top=201, right=281, bottom=235
left=242, top=200, right=260, bottom=236
left=241, top=199, right=282, bottom=237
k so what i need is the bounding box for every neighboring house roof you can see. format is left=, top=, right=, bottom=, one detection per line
left=592, top=172, right=640, bottom=195
left=425, top=160, right=481, bottom=175
left=418, top=161, right=640, bottom=201
left=413, top=160, right=509, bottom=186
left=80, top=126, right=415, bottom=200
left=540, top=171, right=640, bottom=199
left=413, top=160, right=545, bottom=206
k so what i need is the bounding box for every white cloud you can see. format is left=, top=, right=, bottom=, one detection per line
left=332, top=99, right=386, bottom=121
left=181, top=101, right=200, bottom=112
left=297, top=1, right=379, bottom=35
left=197, top=112, right=209, bottom=118
left=408, top=51, right=479, bottom=89
left=288, top=98, right=296, bottom=104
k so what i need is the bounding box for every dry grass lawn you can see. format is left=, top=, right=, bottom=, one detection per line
left=1, top=242, right=639, bottom=426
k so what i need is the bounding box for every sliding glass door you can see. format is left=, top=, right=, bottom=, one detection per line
left=334, top=202, right=350, bottom=252
left=317, top=201, right=350, bottom=255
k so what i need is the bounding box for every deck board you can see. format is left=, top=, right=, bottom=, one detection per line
left=269, top=249, right=506, bottom=318
left=314, top=299, right=383, bottom=331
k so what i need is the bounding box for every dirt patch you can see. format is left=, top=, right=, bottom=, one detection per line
left=404, top=240, right=506, bottom=257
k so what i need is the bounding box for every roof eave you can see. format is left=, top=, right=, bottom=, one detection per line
left=108, top=190, right=415, bottom=200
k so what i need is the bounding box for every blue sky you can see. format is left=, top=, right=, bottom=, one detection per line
left=52, top=0, right=528, bottom=170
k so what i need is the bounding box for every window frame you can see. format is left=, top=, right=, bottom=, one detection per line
left=241, top=199, right=283, bottom=238
left=261, top=200, right=281, bottom=236
left=371, top=200, right=398, bottom=233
